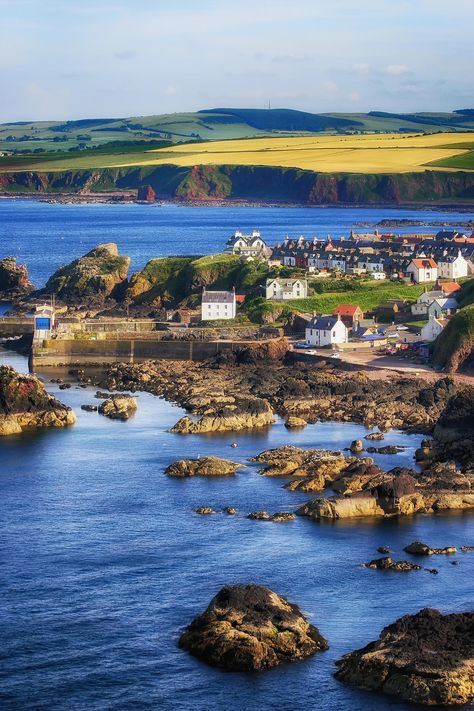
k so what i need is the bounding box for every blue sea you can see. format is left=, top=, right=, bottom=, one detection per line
left=0, top=198, right=472, bottom=287
left=1, top=201, right=474, bottom=710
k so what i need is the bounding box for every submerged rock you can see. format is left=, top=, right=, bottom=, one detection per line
left=195, top=507, right=215, bottom=515
left=364, top=557, right=422, bottom=572
left=81, top=404, right=97, bottom=412
left=0, top=365, right=75, bottom=436
left=335, top=608, right=474, bottom=705
left=247, top=511, right=271, bottom=520
left=98, top=395, right=137, bottom=421
left=223, top=507, right=238, bottom=515
left=404, top=541, right=457, bottom=556
left=179, top=584, right=328, bottom=671
left=365, top=432, right=385, bottom=441
left=165, top=456, right=244, bottom=478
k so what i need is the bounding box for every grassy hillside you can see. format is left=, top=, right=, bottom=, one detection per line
left=431, top=277, right=474, bottom=372
left=3, top=133, right=473, bottom=175
left=280, top=280, right=429, bottom=314
left=1, top=107, right=472, bottom=154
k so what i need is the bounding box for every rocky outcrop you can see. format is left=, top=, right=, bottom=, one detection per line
left=0, top=257, right=33, bottom=298
left=404, top=541, right=457, bottom=556
left=0, top=365, right=75, bottom=435
left=179, top=584, right=328, bottom=671
left=137, top=184, right=156, bottom=202
left=247, top=511, right=295, bottom=522
left=98, top=394, right=137, bottom=421
left=364, top=557, right=422, bottom=572
left=335, top=608, right=474, bottom=705
left=170, top=398, right=274, bottom=434
left=165, top=456, right=243, bottom=477
left=42, top=243, right=130, bottom=303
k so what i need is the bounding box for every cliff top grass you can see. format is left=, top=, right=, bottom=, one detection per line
left=3, top=132, right=474, bottom=175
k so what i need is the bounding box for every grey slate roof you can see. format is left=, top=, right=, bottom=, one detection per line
left=308, top=316, right=339, bottom=330
left=202, top=290, right=235, bottom=304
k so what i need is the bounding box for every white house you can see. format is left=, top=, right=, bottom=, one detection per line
left=437, top=251, right=468, bottom=280
left=225, top=230, right=271, bottom=259
left=266, top=278, right=308, bottom=301
left=421, top=315, right=448, bottom=342
left=201, top=288, right=236, bottom=320
left=33, top=304, right=55, bottom=342
left=305, top=314, right=349, bottom=347
left=411, top=289, right=446, bottom=316
left=407, top=258, right=438, bottom=283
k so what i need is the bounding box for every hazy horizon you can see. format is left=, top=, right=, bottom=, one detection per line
left=1, top=0, right=473, bottom=123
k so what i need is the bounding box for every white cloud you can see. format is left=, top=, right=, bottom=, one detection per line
left=352, top=63, right=370, bottom=75
left=384, top=64, right=411, bottom=76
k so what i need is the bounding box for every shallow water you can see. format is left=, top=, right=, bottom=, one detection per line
left=1, top=350, right=473, bottom=710
left=0, top=199, right=472, bottom=287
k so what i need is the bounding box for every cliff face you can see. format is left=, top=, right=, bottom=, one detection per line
left=43, top=243, right=130, bottom=303
left=0, top=257, right=33, bottom=298
left=1, top=165, right=473, bottom=204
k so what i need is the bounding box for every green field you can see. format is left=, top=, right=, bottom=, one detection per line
left=1, top=107, right=473, bottom=155
left=282, top=280, right=430, bottom=314
left=429, top=142, right=474, bottom=170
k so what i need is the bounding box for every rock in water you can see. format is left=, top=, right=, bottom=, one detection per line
left=0, top=365, right=76, bottom=436
left=42, top=243, right=130, bottom=303
left=0, top=256, right=33, bottom=298
left=404, top=541, right=457, bottom=556
left=350, top=439, right=364, bottom=453
left=165, top=456, right=244, bottom=478
left=284, top=416, right=307, bottom=429
left=98, top=395, right=137, bottom=421
left=335, top=608, right=474, bottom=706
left=179, top=584, right=328, bottom=671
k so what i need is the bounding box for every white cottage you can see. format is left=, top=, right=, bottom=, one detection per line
left=201, top=288, right=236, bottom=320
left=266, top=278, right=308, bottom=301
left=407, top=258, right=438, bottom=283
left=305, top=314, right=348, bottom=347
left=225, top=230, right=271, bottom=259
left=421, top=315, right=447, bottom=342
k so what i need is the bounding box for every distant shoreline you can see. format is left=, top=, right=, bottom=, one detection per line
left=0, top=192, right=473, bottom=213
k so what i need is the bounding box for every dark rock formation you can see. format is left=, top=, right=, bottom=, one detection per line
left=335, top=608, right=474, bottom=705
left=0, top=365, right=75, bottom=435
left=195, top=507, right=215, bottom=515
left=0, top=257, right=33, bottom=298
left=404, top=541, right=457, bottom=556
left=179, top=584, right=328, bottom=671
left=364, top=557, right=422, bottom=572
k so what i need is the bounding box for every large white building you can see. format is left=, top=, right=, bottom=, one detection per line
left=225, top=230, right=271, bottom=259
left=266, top=278, right=308, bottom=301
left=437, top=251, right=468, bottom=280
left=407, top=258, right=438, bottom=283
left=201, top=288, right=237, bottom=320
left=305, top=314, right=349, bottom=347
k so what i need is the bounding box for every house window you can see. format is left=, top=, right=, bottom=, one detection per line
left=332, top=331, right=336, bottom=337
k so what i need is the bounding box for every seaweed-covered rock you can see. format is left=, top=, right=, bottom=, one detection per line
left=0, top=365, right=75, bottom=435
left=335, top=608, right=474, bottom=705
left=179, top=584, right=328, bottom=671
left=364, top=557, right=422, bottom=572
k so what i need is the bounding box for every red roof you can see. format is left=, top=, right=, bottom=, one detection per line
left=235, top=294, right=246, bottom=304
left=333, top=304, right=361, bottom=316
left=411, top=258, right=437, bottom=269
left=437, top=281, right=461, bottom=294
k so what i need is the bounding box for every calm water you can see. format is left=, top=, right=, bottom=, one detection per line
left=0, top=199, right=472, bottom=287
left=1, top=349, right=473, bottom=711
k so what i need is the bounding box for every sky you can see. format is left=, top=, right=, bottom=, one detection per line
left=0, top=0, right=473, bottom=122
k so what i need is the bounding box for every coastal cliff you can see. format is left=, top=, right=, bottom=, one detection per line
left=1, top=165, right=473, bottom=205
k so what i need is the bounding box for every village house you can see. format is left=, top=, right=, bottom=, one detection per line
left=406, top=258, right=438, bottom=283
left=225, top=230, right=271, bottom=260
left=333, top=304, right=364, bottom=329
left=435, top=280, right=461, bottom=296
left=411, top=289, right=447, bottom=316
left=421, top=315, right=448, bottom=342
left=201, top=288, right=236, bottom=320
left=266, top=278, right=308, bottom=300
left=437, top=250, right=468, bottom=280
left=426, top=297, right=458, bottom=319
left=305, top=314, right=349, bottom=347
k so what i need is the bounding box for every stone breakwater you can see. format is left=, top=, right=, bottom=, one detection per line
left=98, top=359, right=463, bottom=435
left=0, top=366, right=76, bottom=435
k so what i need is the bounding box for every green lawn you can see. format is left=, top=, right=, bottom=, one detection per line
left=283, top=280, right=431, bottom=314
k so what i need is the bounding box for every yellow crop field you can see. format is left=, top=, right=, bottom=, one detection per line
left=4, top=132, right=473, bottom=174
left=114, top=132, right=473, bottom=174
